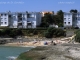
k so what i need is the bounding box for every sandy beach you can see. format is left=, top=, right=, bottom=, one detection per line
left=4, top=41, right=50, bottom=47
left=3, top=38, right=71, bottom=47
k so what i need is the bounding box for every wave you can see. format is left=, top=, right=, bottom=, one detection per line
left=6, top=56, right=17, bottom=60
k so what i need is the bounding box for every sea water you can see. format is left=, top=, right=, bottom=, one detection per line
left=0, top=46, right=32, bottom=60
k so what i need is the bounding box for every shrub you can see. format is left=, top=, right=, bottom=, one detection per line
left=74, top=27, right=79, bottom=29
left=74, top=29, right=80, bottom=34
left=44, top=32, right=53, bottom=38
left=75, top=31, right=80, bottom=43
left=54, top=29, right=65, bottom=37
left=33, top=29, right=38, bottom=35
left=44, top=27, right=66, bottom=38
left=0, top=28, right=23, bottom=38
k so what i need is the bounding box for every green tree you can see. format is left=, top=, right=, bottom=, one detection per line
left=56, top=10, right=63, bottom=27
left=70, top=9, right=78, bottom=13
left=40, top=13, right=53, bottom=27
left=40, top=22, right=49, bottom=27
left=52, top=15, right=59, bottom=25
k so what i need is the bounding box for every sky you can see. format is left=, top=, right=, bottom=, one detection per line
left=0, top=0, right=80, bottom=12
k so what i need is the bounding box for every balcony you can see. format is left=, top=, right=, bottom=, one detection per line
left=18, top=16, right=22, bottom=18
left=18, top=26, right=23, bottom=28
left=18, top=17, right=22, bottom=20
left=27, top=21, right=31, bottom=23
left=18, top=23, right=22, bottom=25
left=27, top=22, right=32, bottom=28
left=18, top=23, right=23, bottom=28
left=18, top=13, right=22, bottom=17
left=18, top=18, right=22, bottom=23
left=8, top=15, right=12, bottom=18
left=18, top=20, right=22, bottom=23
left=27, top=14, right=34, bottom=18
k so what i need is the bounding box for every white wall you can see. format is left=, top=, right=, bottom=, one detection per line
left=23, top=14, right=27, bottom=28
left=76, top=14, right=80, bottom=28
left=64, top=13, right=73, bottom=27
left=12, top=14, right=18, bottom=28
left=36, top=13, right=42, bottom=26
left=0, top=12, right=42, bottom=28
left=0, top=14, right=9, bottom=26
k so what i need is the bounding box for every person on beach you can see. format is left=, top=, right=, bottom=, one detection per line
left=50, top=41, right=56, bottom=45
left=44, top=41, right=48, bottom=45
left=33, top=40, right=37, bottom=44
left=51, top=41, right=53, bottom=43
left=50, top=41, right=53, bottom=45
left=38, top=40, right=41, bottom=44
left=53, top=42, right=56, bottom=45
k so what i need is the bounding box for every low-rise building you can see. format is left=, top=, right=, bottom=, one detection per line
left=0, top=11, right=42, bottom=28
left=63, top=12, right=80, bottom=28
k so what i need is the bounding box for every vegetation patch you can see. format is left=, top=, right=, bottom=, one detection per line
left=75, top=30, right=80, bottom=43
left=44, top=27, right=66, bottom=38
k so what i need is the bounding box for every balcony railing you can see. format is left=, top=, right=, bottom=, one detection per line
left=18, top=21, right=22, bottom=23
left=18, top=26, right=23, bottom=28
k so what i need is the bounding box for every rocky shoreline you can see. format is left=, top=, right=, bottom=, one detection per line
left=17, top=43, right=80, bottom=60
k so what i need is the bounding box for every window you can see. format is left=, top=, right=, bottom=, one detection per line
left=32, top=22, right=34, bottom=24
left=68, top=14, right=70, bottom=17
left=13, top=16, right=15, bottom=19
left=1, top=20, right=3, bottom=21
left=64, top=14, right=66, bottom=17
left=27, top=14, right=31, bottom=18
left=19, top=18, right=22, bottom=20
left=68, top=22, right=70, bottom=24
left=27, top=23, right=31, bottom=25
left=64, top=18, right=66, bottom=20
left=9, top=15, right=11, bottom=18
left=68, top=18, right=70, bottom=19
left=78, top=14, right=79, bottom=16
left=5, top=14, right=7, bottom=16
left=75, top=14, right=77, bottom=17
left=64, top=22, right=66, bottom=24
left=68, top=18, right=70, bottom=20
left=18, top=23, right=22, bottom=25
left=23, top=14, right=25, bottom=17
left=5, top=22, right=7, bottom=24
left=78, top=17, right=80, bottom=20
left=23, top=22, right=24, bottom=24
left=1, top=18, right=3, bottom=19
left=76, top=17, right=77, bottom=20
left=23, top=17, right=25, bottom=20
left=79, top=17, right=80, bottom=20
left=77, top=14, right=79, bottom=17
left=5, top=18, right=6, bottom=19
left=1, top=22, right=3, bottom=24
left=5, top=19, right=7, bottom=21
left=31, top=14, right=34, bottom=17
left=1, top=14, right=3, bottom=16
left=27, top=14, right=34, bottom=18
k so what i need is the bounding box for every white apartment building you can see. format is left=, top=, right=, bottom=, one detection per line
left=0, top=12, right=42, bottom=28
left=0, top=12, right=9, bottom=26
left=64, top=12, right=80, bottom=28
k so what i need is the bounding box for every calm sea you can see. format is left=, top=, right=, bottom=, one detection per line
left=0, top=46, right=32, bottom=60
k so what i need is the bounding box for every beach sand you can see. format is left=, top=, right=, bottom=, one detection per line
left=3, top=39, right=70, bottom=47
